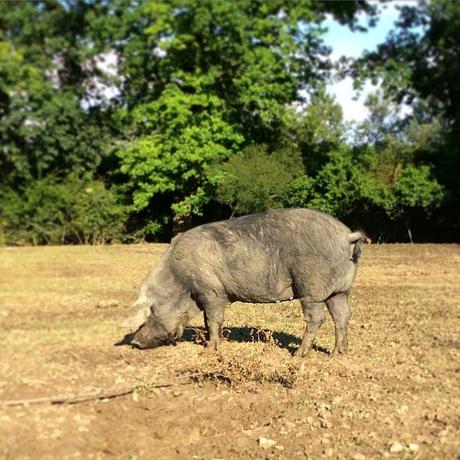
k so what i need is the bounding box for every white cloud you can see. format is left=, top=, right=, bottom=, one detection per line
left=328, top=78, right=376, bottom=123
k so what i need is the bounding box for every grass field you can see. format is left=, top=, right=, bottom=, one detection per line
left=1, top=243, right=459, bottom=459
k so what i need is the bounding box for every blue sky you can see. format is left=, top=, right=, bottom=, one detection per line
left=323, top=1, right=409, bottom=122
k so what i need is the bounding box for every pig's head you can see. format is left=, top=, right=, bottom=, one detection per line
left=130, top=311, right=176, bottom=349
left=123, top=294, right=201, bottom=349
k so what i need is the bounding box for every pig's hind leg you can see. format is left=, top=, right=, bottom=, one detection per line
left=292, top=273, right=328, bottom=357
left=295, top=300, right=326, bottom=357
left=325, top=293, right=351, bottom=355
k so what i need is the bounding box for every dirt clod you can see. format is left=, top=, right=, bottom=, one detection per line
left=390, top=442, right=404, bottom=453
left=96, top=299, right=119, bottom=309
left=258, top=437, right=277, bottom=449
left=353, top=454, right=366, bottom=460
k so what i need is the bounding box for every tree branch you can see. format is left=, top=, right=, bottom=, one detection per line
left=0, top=384, right=173, bottom=407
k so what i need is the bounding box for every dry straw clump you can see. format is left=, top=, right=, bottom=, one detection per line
left=186, top=329, right=307, bottom=391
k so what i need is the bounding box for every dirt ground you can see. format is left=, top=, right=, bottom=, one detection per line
left=0, top=243, right=459, bottom=459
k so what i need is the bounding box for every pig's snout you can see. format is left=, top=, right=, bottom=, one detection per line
left=130, top=324, right=159, bottom=349
left=129, top=318, right=175, bottom=349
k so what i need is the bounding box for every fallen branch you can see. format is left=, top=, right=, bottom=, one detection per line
left=0, top=384, right=173, bottom=407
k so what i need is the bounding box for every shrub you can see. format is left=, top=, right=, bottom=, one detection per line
left=0, top=175, right=126, bottom=245
left=286, top=148, right=364, bottom=218
left=213, top=144, right=303, bottom=215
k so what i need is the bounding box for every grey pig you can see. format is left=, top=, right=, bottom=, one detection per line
left=123, top=208, right=367, bottom=356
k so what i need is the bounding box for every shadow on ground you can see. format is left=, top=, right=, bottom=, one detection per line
left=116, top=326, right=329, bottom=355
left=182, top=326, right=330, bottom=355
left=115, top=332, right=136, bottom=347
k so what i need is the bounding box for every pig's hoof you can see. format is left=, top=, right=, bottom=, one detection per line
left=293, top=347, right=309, bottom=358
left=330, top=348, right=347, bottom=357
left=205, top=340, right=219, bottom=351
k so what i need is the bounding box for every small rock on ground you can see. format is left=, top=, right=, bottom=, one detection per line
left=390, top=442, right=404, bottom=453
left=258, top=437, right=277, bottom=449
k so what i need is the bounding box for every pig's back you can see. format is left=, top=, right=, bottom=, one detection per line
left=169, top=209, right=353, bottom=302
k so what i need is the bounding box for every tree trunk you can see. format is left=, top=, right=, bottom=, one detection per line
left=171, top=213, right=192, bottom=237
left=406, top=220, right=413, bottom=243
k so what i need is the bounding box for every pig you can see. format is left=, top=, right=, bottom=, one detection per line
left=123, top=208, right=367, bottom=356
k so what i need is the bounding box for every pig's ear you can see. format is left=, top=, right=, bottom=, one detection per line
left=122, top=305, right=150, bottom=330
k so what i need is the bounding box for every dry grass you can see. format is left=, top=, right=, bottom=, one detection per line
left=0, top=243, right=459, bottom=459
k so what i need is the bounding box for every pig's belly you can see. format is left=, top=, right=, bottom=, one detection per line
left=229, top=280, right=295, bottom=303
left=223, top=247, right=295, bottom=303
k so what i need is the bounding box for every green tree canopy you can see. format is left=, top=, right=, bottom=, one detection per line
left=0, top=0, right=456, bottom=244
left=354, top=0, right=459, bottom=240
left=0, top=0, right=113, bottom=184
left=111, top=0, right=374, bottom=233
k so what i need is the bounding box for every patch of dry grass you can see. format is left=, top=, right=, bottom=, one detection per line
left=1, top=243, right=459, bottom=459
left=186, top=342, right=304, bottom=390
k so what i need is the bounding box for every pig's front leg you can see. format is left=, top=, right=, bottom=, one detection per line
left=198, top=294, right=228, bottom=351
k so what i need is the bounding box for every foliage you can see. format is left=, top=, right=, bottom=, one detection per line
left=297, top=88, right=346, bottom=174
left=0, top=0, right=457, bottom=243
left=285, top=89, right=445, bottom=240
left=361, top=164, right=443, bottom=218
left=353, top=93, right=445, bottom=240
left=0, top=176, right=126, bottom=245
left=304, top=149, right=364, bottom=218
left=355, top=0, right=460, bottom=125
left=0, top=1, right=112, bottom=185
left=118, top=82, right=243, bottom=224
left=112, top=0, right=373, bottom=233
left=213, top=145, right=303, bottom=215
left=393, top=165, right=443, bottom=211
left=354, top=0, right=459, bottom=239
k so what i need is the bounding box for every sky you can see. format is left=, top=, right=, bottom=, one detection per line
left=323, top=1, right=409, bottom=123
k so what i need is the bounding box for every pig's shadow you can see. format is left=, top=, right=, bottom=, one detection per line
left=115, top=332, right=136, bottom=346
left=181, top=326, right=329, bottom=355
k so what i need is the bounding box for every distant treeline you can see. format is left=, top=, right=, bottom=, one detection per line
left=1, top=1, right=458, bottom=244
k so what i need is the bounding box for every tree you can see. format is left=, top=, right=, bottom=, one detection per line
left=354, top=92, right=444, bottom=242
left=295, top=88, right=346, bottom=174
left=354, top=0, right=460, bottom=240
left=110, top=0, right=375, bottom=235
left=118, top=81, right=243, bottom=235
left=284, top=146, right=364, bottom=221
left=0, top=175, right=126, bottom=245
left=356, top=1, right=459, bottom=125
left=0, top=1, right=113, bottom=185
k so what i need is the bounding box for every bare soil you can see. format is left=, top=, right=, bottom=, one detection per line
left=0, top=244, right=459, bottom=459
